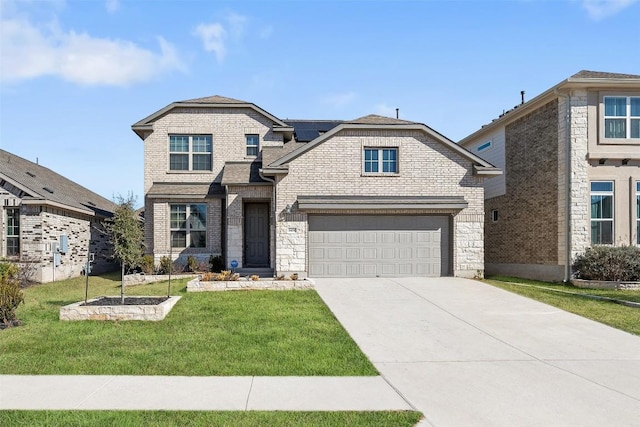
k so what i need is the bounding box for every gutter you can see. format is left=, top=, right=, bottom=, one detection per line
left=554, top=88, right=572, bottom=283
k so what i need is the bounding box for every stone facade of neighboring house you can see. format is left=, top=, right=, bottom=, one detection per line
left=460, top=70, right=640, bottom=281
left=0, top=149, right=118, bottom=282
left=133, top=96, right=500, bottom=278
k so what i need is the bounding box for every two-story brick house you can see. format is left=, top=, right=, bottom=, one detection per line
left=132, top=96, right=500, bottom=278
left=0, top=149, right=117, bottom=282
left=460, top=71, right=640, bottom=282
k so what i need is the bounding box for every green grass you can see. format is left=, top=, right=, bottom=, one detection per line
left=0, top=273, right=377, bottom=376
left=485, top=276, right=640, bottom=336
left=0, top=411, right=423, bottom=427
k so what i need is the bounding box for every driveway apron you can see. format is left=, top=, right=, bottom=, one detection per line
left=314, top=277, right=640, bottom=427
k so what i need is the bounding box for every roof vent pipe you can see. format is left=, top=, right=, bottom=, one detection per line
left=521, top=90, right=525, bottom=104
left=396, top=108, right=399, bottom=119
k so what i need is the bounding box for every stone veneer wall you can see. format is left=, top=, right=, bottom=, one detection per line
left=274, top=129, right=486, bottom=278
left=485, top=100, right=559, bottom=267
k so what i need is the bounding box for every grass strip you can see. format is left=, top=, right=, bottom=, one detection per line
left=0, top=410, right=423, bottom=427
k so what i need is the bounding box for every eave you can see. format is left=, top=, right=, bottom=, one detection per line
left=297, top=195, right=468, bottom=211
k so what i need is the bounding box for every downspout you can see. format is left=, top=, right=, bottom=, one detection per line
left=259, top=170, right=276, bottom=274
left=554, top=88, right=572, bottom=283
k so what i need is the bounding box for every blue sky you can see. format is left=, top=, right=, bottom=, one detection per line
left=1, top=0, right=639, bottom=207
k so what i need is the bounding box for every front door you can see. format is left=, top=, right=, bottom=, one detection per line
left=244, top=203, right=270, bottom=267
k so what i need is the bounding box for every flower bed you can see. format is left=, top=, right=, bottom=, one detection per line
left=187, top=277, right=314, bottom=292
left=571, top=279, right=640, bottom=290
left=59, top=296, right=181, bottom=321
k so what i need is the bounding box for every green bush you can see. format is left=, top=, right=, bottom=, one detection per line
left=0, top=262, right=24, bottom=326
left=139, top=255, right=156, bottom=274
left=159, top=256, right=172, bottom=275
left=572, top=246, right=640, bottom=281
left=186, top=256, right=198, bottom=273
left=209, top=255, right=224, bottom=272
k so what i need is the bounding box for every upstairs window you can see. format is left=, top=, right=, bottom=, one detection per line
left=169, top=135, right=212, bottom=171
left=246, top=135, right=259, bottom=157
left=364, top=148, right=398, bottom=174
left=6, top=208, right=19, bottom=257
left=604, top=96, right=640, bottom=139
left=590, top=181, right=614, bottom=245
left=170, top=204, right=207, bottom=248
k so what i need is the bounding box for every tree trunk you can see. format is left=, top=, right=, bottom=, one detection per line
left=120, top=263, right=125, bottom=305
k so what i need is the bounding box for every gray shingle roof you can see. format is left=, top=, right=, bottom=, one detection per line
left=146, top=182, right=225, bottom=198
left=571, top=70, right=640, bottom=79
left=178, top=95, right=248, bottom=104
left=0, top=149, right=116, bottom=217
left=262, top=142, right=307, bottom=167
left=221, top=161, right=268, bottom=185
left=347, top=115, right=416, bottom=125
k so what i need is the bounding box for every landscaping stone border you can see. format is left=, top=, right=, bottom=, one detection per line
left=187, top=277, right=314, bottom=292
left=59, top=296, right=181, bottom=321
left=124, top=273, right=198, bottom=286
left=571, top=279, right=640, bottom=290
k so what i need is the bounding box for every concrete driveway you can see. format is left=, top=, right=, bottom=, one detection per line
left=314, top=277, right=640, bottom=427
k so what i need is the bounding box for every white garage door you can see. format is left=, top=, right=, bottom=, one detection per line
left=308, top=215, right=450, bottom=277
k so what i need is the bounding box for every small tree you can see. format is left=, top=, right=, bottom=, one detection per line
left=0, top=262, right=24, bottom=327
left=107, top=194, right=144, bottom=304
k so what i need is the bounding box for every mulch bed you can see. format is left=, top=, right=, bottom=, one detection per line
left=82, top=297, right=170, bottom=306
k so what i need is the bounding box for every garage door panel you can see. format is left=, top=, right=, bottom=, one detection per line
left=308, top=215, right=450, bottom=277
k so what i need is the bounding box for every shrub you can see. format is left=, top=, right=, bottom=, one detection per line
left=215, top=270, right=240, bottom=281
left=186, top=256, right=198, bottom=273
left=572, top=246, right=640, bottom=281
left=250, top=275, right=260, bottom=281
left=0, top=262, right=24, bottom=326
left=159, top=256, right=172, bottom=274
left=200, top=272, right=216, bottom=281
left=209, top=255, right=224, bottom=272
left=289, top=273, right=299, bottom=280
left=139, top=255, right=156, bottom=274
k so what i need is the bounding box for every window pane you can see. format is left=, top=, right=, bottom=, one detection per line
left=604, top=119, right=626, bottom=138
left=591, top=221, right=613, bottom=245
left=364, top=149, right=378, bottom=173
left=171, top=231, right=186, bottom=248
left=169, top=136, right=189, bottom=152
left=7, top=237, right=19, bottom=256
left=192, top=136, right=212, bottom=152
left=590, top=181, right=613, bottom=192
left=190, top=231, right=206, bottom=248
left=170, top=205, right=187, bottom=229
left=631, top=119, right=640, bottom=139
left=192, top=154, right=211, bottom=170
left=630, top=97, right=640, bottom=116
left=189, top=204, right=206, bottom=230
left=382, top=149, right=397, bottom=173
left=246, top=135, right=259, bottom=157
left=604, top=97, right=626, bottom=116
left=7, top=208, right=19, bottom=235
left=591, top=195, right=613, bottom=219
left=170, top=154, right=189, bottom=170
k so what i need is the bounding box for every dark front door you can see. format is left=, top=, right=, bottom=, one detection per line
left=244, top=203, right=270, bottom=267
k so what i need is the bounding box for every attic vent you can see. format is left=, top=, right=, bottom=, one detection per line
left=43, top=187, right=54, bottom=194
left=26, top=171, right=36, bottom=177
left=87, top=201, right=96, bottom=206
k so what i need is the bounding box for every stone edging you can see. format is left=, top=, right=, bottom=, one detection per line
left=124, top=273, right=198, bottom=286
left=187, top=277, right=315, bottom=292
left=571, top=279, right=640, bottom=290
left=59, top=296, right=182, bottom=321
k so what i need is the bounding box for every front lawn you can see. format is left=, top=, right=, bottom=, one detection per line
left=485, top=276, right=640, bottom=336
left=0, top=273, right=377, bottom=376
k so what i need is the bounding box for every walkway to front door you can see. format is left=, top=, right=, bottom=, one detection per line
left=244, top=202, right=269, bottom=267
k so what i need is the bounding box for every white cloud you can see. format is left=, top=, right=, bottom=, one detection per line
left=581, top=0, right=638, bottom=20
left=193, top=23, right=227, bottom=62
left=105, top=0, right=120, bottom=14
left=0, top=12, right=184, bottom=86
left=322, top=92, right=357, bottom=108
left=259, top=25, right=274, bottom=39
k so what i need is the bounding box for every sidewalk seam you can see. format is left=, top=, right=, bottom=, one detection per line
left=74, top=376, right=116, bottom=410
left=244, top=376, right=255, bottom=410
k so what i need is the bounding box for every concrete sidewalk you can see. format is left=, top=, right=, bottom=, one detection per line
left=315, top=277, right=640, bottom=427
left=0, top=375, right=413, bottom=411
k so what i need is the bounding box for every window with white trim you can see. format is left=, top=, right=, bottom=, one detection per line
left=363, top=148, right=398, bottom=174
left=246, top=135, right=259, bottom=157
left=170, top=204, right=207, bottom=248
left=490, top=209, right=498, bottom=222
left=169, top=135, right=212, bottom=171
left=590, top=181, right=614, bottom=244
left=636, top=181, right=639, bottom=245
left=604, top=96, right=640, bottom=139
left=6, top=208, right=19, bottom=257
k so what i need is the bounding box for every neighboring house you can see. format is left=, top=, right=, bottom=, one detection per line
left=132, top=96, right=500, bottom=278
left=459, top=70, right=640, bottom=282
left=0, top=149, right=118, bottom=282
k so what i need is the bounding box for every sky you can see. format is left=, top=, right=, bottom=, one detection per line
left=1, top=0, right=639, bottom=207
